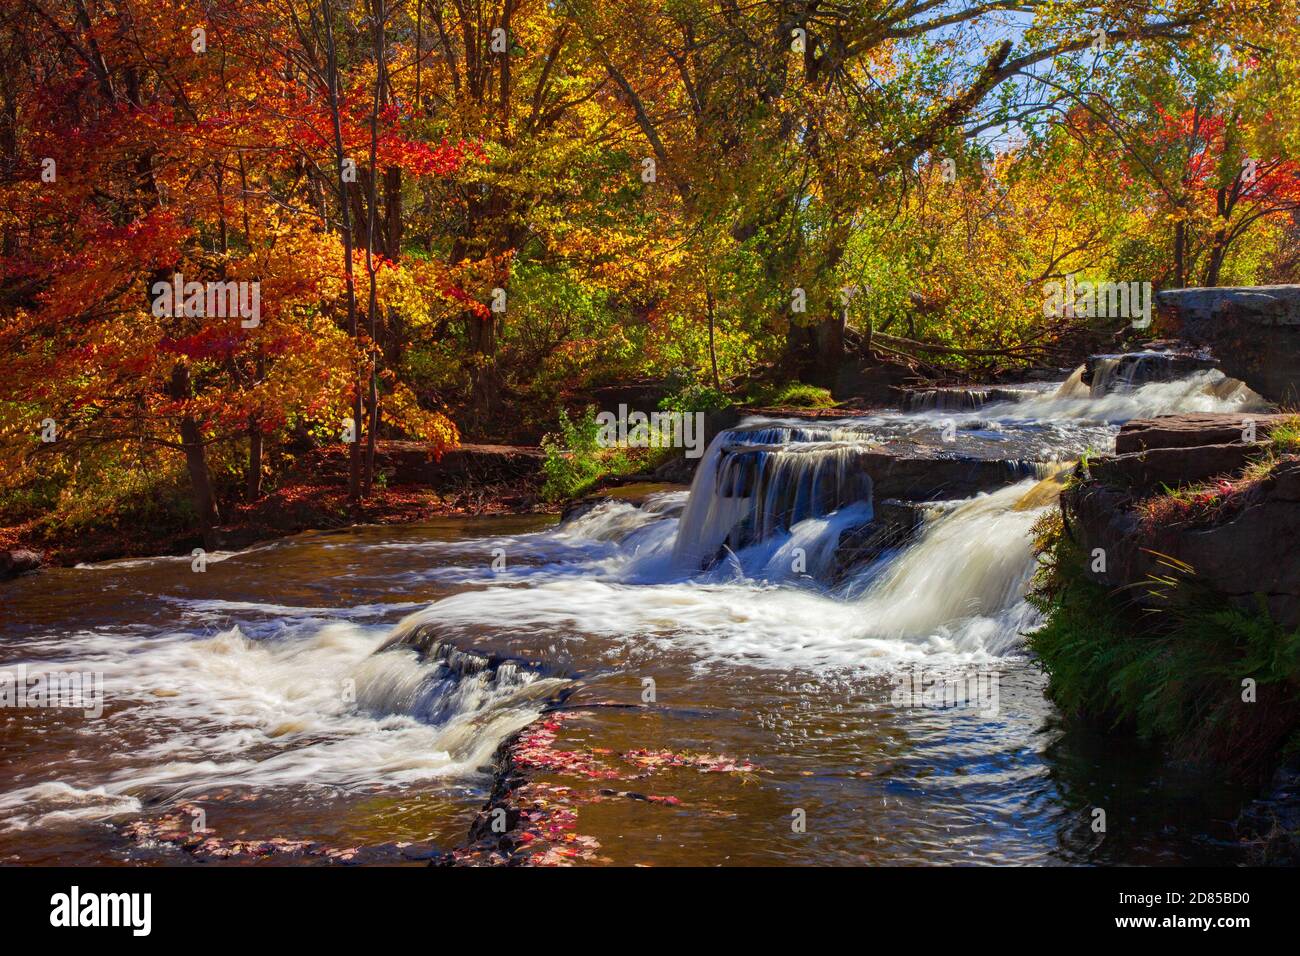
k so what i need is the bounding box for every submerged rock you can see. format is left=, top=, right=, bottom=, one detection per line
left=832, top=499, right=926, bottom=578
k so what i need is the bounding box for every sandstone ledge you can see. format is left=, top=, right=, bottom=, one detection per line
left=1063, top=412, right=1300, bottom=626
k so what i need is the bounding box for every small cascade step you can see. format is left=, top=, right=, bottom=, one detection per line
left=672, top=421, right=1052, bottom=572
left=900, top=386, right=1038, bottom=412
left=1083, top=349, right=1217, bottom=395
left=378, top=624, right=574, bottom=722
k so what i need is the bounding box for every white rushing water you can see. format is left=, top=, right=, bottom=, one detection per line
left=0, top=619, right=565, bottom=831
left=387, top=364, right=1265, bottom=673
left=1, top=363, right=1266, bottom=832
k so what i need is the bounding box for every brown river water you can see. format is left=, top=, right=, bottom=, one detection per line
left=0, top=367, right=1269, bottom=865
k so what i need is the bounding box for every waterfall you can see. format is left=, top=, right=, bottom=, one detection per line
left=389, top=476, right=1056, bottom=674
left=0, top=617, right=569, bottom=831
left=903, top=386, right=1037, bottom=412
left=1023, top=365, right=1267, bottom=420
left=1086, top=351, right=1221, bottom=397
left=671, top=426, right=876, bottom=572
left=842, top=481, right=1045, bottom=646
left=1053, top=365, right=1089, bottom=399
left=1089, top=354, right=1158, bottom=395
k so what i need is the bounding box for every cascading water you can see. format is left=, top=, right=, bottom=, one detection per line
left=902, top=386, right=1040, bottom=412
left=390, top=366, right=1272, bottom=670
left=0, top=361, right=1275, bottom=864
left=1090, top=352, right=1179, bottom=394
left=0, top=614, right=565, bottom=834
left=671, top=426, right=876, bottom=573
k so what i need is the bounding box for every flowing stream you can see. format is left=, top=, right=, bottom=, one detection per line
left=0, top=365, right=1272, bottom=865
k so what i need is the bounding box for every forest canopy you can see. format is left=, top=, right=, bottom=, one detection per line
left=2, top=0, right=1298, bottom=543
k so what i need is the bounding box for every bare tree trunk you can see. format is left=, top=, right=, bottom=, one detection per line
left=247, top=420, right=263, bottom=500
left=468, top=311, right=499, bottom=429
left=1204, top=240, right=1227, bottom=287
left=170, top=362, right=220, bottom=548
left=1174, top=220, right=1186, bottom=288
left=321, top=0, right=363, bottom=503
left=361, top=0, right=387, bottom=496
left=704, top=277, right=721, bottom=391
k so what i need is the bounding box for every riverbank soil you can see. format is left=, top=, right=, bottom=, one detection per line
left=0, top=442, right=547, bottom=567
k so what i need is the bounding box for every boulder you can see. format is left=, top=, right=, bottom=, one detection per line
left=1157, top=285, right=1300, bottom=405
left=581, top=381, right=670, bottom=416
left=1064, top=460, right=1300, bottom=627
left=0, top=549, right=41, bottom=580
left=833, top=355, right=916, bottom=404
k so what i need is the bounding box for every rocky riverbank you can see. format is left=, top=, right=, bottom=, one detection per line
left=1032, top=406, right=1300, bottom=861
left=1063, top=412, right=1300, bottom=625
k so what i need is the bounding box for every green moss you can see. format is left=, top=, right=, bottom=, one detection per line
left=1027, top=512, right=1300, bottom=777
left=747, top=381, right=836, bottom=408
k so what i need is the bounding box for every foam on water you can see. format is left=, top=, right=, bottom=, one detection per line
left=382, top=368, right=1266, bottom=672
left=7, top=362, right=1265, bottom=836
left=997, top=367, right=1267, bottom=421
left=0, top=621, right=564, bottom=831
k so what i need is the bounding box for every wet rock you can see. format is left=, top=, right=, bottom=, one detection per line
left=833, top=500, right=926, bottom=577
left=1082, top=349, right=1218, bottom=393
left=560, top=497, right=609, bottom=524
left=1116, top=412, right=1289, bottom=454
left=1238, top=757, right=1300, bottom=865
left=0, top=549, right=41, bottom=581
left=899, top=386, right=1038, bottom=412
left=863, top=449, right=1042, bottom=500
left=1157, top=285, right=1300, bottom=405
left=717, top=442, right=1040, bottom=505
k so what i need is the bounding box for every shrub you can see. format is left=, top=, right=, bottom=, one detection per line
left=539, top=407, right=636, bottom=502
left=658, top=380, right=733, bottom=414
